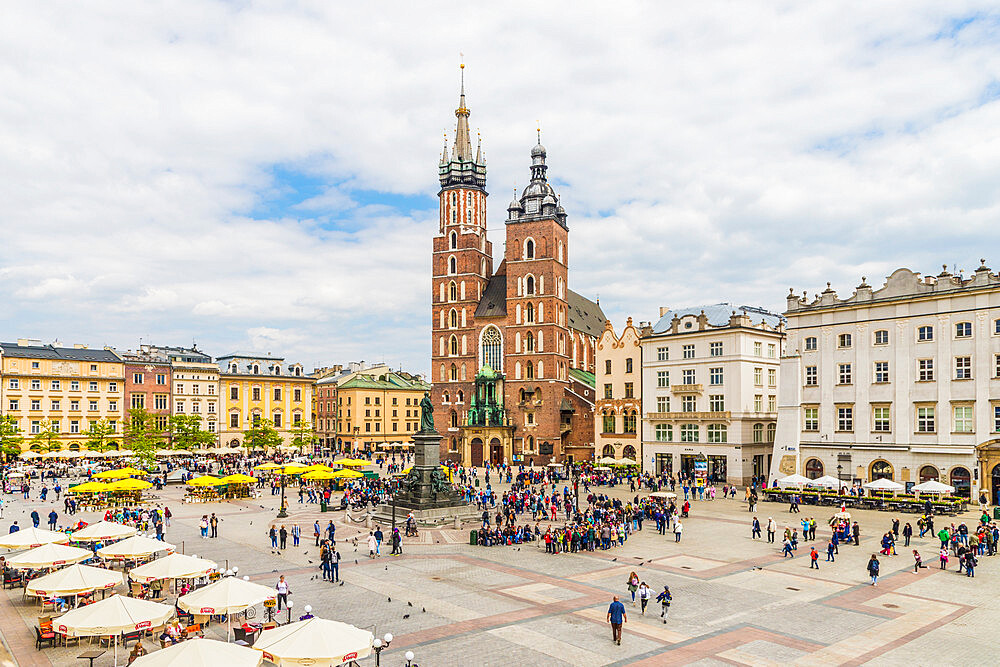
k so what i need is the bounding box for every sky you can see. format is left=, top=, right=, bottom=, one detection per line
left=1, top=2, right=999, bottom=376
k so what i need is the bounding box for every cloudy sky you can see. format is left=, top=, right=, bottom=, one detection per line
left=1, top=2, right=998, bottom=374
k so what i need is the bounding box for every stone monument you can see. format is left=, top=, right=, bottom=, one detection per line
left=372, top=392, right=478, bottom=526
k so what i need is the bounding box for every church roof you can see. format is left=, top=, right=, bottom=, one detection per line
left=567, top=290, right=606, bottom=337
left=474, top=274, right=508, bottom=318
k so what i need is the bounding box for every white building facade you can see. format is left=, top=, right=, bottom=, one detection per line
left=770, top=264, right=1000, bottom=500
left=640, top=304, right=785, bottom=485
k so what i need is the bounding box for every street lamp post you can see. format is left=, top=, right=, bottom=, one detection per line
left=405, top=650, right=415, bottom=667
left=277, top=471, right=288, bottom=518
left=285, top=599, right=294, bottom=625
left=837, top=463, right=843, bottom=481
left=372, top=632, right=393, bottom=667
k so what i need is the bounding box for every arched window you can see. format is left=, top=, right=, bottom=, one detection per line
left=870, top=460, right=893, bottom=481
left=766, top=423, right=776, bottom=442
left=805, top=458, right=824, bottom=479
left=525, top=238, right=534, bottom=259
left=752, top=423, right=764, bottom=443
left=450, top=232, right=457, bottom=249
left=525, top=361, right=534, bottom=380
left=457, top=390, right=464, bottom=403
left=602, top=444, right=615, bottom=457
left=252, top=364, right=260, bottom=374
left=450, top=410, right=458, bottom=428
left=467, top=192, right=472, bottom=208
left=480, top=326, right=503, bottom=372
left=623, top=444, right=636, bottom=460
left=950, top=467, right=971, bottom=497
left=451, top=210, right=457, bottom=225
left=451, top=192, right=457, bottom=206
left=449, top=309, right=458, bottom=328
left=526, top=303, right=535, bottom=323
left=449, top=335, right=458, bottom=356
left=450, top=364, right=458, bottom=381
left=527, top=436, right=535, bottom=451
left=919, top=465, right=938, bottom=482
left=558, top=240, right=564, bottom=263
left=525, top=332, right=535, bottom=352
left=525, top=275, right=535, bottom=295
left=449, top=281, right=457, bottom=301
left=449, top=256, right=457, bottom=274
left=440, top=364, right=446, bottom=381
left=443, top=391, right=450, bottom=403
left=537, top=361, right=543, bottom=378
left=624, top=410, right=637, bottom=433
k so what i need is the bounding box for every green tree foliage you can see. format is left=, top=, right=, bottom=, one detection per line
left=0, top=415, right=24, bottom=461
left=124, top=407, right=162, bottom=468
left=243, top=418, right=282, bottom=451
left=168, top=415, right=216, bottom=451
left=85, top=419, right=117, bottom=453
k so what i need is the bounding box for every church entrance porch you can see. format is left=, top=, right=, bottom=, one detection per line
left=977, top=440, right=1000, bottom=504
left=470, top=438, right=484, bottom=467
left=462, top=427, right=513, bottom=468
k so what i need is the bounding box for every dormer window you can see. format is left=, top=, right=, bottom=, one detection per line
left=230, top=364, right=238, bottom=373
left=294, top=367, right=301, bottom=377
left=252, top=364, right=260, bottom=374
left=274, top=366, right=280, bottom=375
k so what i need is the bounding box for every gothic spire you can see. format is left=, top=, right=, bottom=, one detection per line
left=451, top=63, right=473, bottom=162
left=438, top=62, right=486, bottom=190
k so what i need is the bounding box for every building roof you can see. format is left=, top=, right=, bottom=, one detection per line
left=0, top=342, right=120, bottom=363
left=217, top=353, right=304, bottom=377
left=474, top=274, right=508, bottom=318
left=568, top=367, right=595, bottom=388
left=338, top=371, right=431, bottom=392
left=567, top=290, right=606, bottom=337
left=651, top=303, right=784, bottom=334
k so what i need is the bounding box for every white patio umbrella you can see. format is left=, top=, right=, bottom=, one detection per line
left=7, top=542, right=92, bottom=569
left=777, top=473, right=813, bottom=488
left=70, top=521, right=138, bottom=543
left=132, top=638, right=263, bottom=667
left=0, top=527, right=70, bottom=549
left=41, top=450, right=65, bottom=459
left=178, top=576, right=275, bottom=640
left=129, top=553, right=218, bottom=583
left=26, top=563, right=122, bottom=597
left=53, top=594, right=174, bottom=666
left=649, top=491, right=677, bottom=500
left=97, top=535, right=176, bottom=560
left=253, top=617, right=374, bottom=667
left=19, top=451, right=41, bottom=459
left=811, top=475, right=847, bottom=489
left=863, top=478, right=905, bottom=492
left=912, top=480, right=955, bottom=494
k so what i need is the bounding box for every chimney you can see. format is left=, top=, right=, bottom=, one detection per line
left=659, top=306, right=670, bottom=317
left=74, top=344, right=88, bottom=349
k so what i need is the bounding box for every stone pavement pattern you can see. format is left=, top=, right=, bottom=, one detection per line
left=0, top=477, right=992, bottom=666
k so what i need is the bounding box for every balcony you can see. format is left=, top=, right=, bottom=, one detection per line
left=671, top=384, right=703, bottom=394
left=646, top=411, right=731, bottom=423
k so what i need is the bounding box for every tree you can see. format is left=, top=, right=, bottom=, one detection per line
left=289, top=420, right=315, bottom=455
left=0, top=415, right=24, bottom=461
left=243, top=418, right=282, bottom=452
left=168, top=415, right=216, bottom=451
left=86, top=419, right=117, bottom=453
left=31, top=424, right=61, bottom=453
left=124, top=408, right=162, bottom=468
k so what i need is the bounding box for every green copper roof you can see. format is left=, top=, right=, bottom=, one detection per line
left=475, top=364, right=501, bottom=380
left=338, top=371, right=431, bottom=391
left=568, top=368, right=595, bottom=388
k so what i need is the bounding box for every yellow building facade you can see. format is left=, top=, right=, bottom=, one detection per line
left=0, top=340, right=125, bottom=452
left=216, top=353, right=313, bottom=448
left=334, top=370, right=431, bottom=453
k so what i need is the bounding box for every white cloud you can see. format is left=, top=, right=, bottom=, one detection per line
left=1, top=1, right=999, bottom=371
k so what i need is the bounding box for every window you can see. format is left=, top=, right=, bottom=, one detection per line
left=131, top=394, right=145, bottom=409
left=682, top=369, right=695, bottom=384
left=916, top=406, right=935, bottom=433
left=683, top=344, right=694, bottom=359
left=805, top=458, right=824, bottom=479
left=525, top=275, right=535, bottom=294
left=175, top=401, right=184, bottom=413
left=996, top=319, right=1000, bottom=335
left=804, top=336, right=817, bottom=351
left=7, top=400, right=17, bottom=411
left=108, top=401, right=117, bottom=412
left=767, top=423, right=776, bottom=442
left=294, top=389, right=301, bottom=402
left=252, top=387, right=261, bottom=401
left=754, top=368, right=763, bottom=386
left=30, top=399, right=41, bottom=411
left=768, top=343, right=776, bottom=358
left=918, top=359, right=934, bottom=381
left=525, top=238, right=534, bottom=259
left=192, top=384, right=200, bottom=395
left=710, top=342, right=723, bottom=357
left=874, top=361, right=889, bottom=383
left=709, top=367, right=723, bottom=385
left=480, top=326, right=503, bottom=373
left=681, top=396, right=696, bottom=412
left=707, top=424, right=727, bottom=443
left=657, top=371, right=669, bottom=388
left=656, top=396, right=670, bottom=412
left=657, top=347, right=668, bottom=361
left=84, top=380, right=96, bottom=392
left=768, top=369, right=777, bottom=387
left=838, top=363, right=852, bottom=385
left=525, top=361, right=534, bottom=379
left=709, top=395, right=724, bottom=412
left=955, top=322, right=972, bottom=338
left=803, top=407, right=818, bottom=431
left=995, top=405, right=1000, bottom=433
left=273, top=388, right=281, bottom=401
left=525, top=303, right=535, bottom=323
left=133, top=373, right=144, bottom=384
left=191, top=402, right=200, bottom=413
left=624, top=382, right=634, bottom=398
left=89, top=364, right=96, bottom=371
left=602, top=413, right=615, bottom=433
left=768, top=395, right=776, bottom=412
left=208, top=421, right=216, bottom=433
left=230, top=386, right=239, bottom=400
left=273, top=413, right=282, bottom=428
left=654, top=424, right=672, bottom=442
left=805, top=366, right=817, bottom=386
left=918, top=325, right=933, bottom=341
left=230, top=414, right=239, bottom=428
left=70, top=400, right=79, bottom=411
left=70, top=381, right=79, bottom=391
left=625, top=358, right=633, bottom=373
left=70, top=420, right=80, bottom=434
left=873, top=406, right=890, bottom=432
left=996, top=354, right=1000, bottom=378
left=955, top=356, right=972, bottom=380
left=156, top=374, right=166, bottom=385
left=623, top=412, right=636, bottom=433
left=88, top=401, right=98, bottom=411
left=949, top=407, right=974, bottom=439
left=753, top=423, right=764, bottom=442
left=837, top=406, right=853, bottom=432
left=175, top=383, right=184, bottom=395
left=754, top=395, right=763, bottom=412
left=605, top=359, right=612, bottom=374
left=754, top=341, right=763, bottom=356
left=30, top=421, right=40, bottom=434
left=603, top=384, right=612, bottom=399
left=51, top=380, right=60, bottom=390
left=874, top=330, right=889, bottom=345
left=29, top=379, right=40, bottom=390
left=838, top=333, right=852, bottom=348
left=108, top=382, right=117, bottom=393
left=680, top=424, right=698, bottom=442
left=154, top=394, right=167, bottom=410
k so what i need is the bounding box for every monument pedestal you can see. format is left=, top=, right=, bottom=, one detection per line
left=372, top=429, right=478, bottom=527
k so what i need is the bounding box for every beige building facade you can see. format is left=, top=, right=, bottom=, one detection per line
left=217, top=353, right=313, bottom=448
left=595, top=318, right=642, bottom=461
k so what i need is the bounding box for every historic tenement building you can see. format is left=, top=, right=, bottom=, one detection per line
left=430, top=70, right=602, bottom=465
left=595, top=318, right=643, bottom=462
left=770, top=263, right=1000, bottom=500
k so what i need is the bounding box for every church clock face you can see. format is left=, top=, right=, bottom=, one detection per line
left=525, top=199, right=539, bottom=213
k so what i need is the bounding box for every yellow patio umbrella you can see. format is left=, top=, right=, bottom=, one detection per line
left=330, top=469, right=364, bottom=479
left=188, top=475, right=225, bottom=487
left=67, top=481, right=109, bottom=494
left=93, top=467, right=148, bottom=479
left=304, top=464, right=335, bottom=473
left=254, top=463, right=282, bottom=471
left=302, top=471, right=338, bottom=481
left=105, top=478, right=153, bottom=492
left=334, top=458, right=371, bottom=467
left=220, top=474, right=257, bottom=484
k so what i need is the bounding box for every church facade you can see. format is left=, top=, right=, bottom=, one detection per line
left=430, top=71, right=602, bottom=466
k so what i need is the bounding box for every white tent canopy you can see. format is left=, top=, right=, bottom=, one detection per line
left=912, top=480, right=955, bottom=494
left=811, top=475, right=848, bottom=489
left=777, top=474, right=813, bottom=487
left=54, top=593, right=174, bottom=636
left=129, top=553, right=218, bottom=583
left=253, top=617, right=374, bottom=667
left=132, top=637, right=263, bottom=667
left=97, top=535, right=175, bottom=560
left=7, top=542, right=92, bottom=569
left=26, top=563, right=122, bottom=597
left=177, top=576, right=275, bottom=615
left=70, top=521, right=138, bottom=543
left=0, top=527, right=70, bottom=549
left=862, top=478, right=905, bottom=491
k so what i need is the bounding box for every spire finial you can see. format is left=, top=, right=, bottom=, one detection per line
left=536, top=120, right=541, bottom=145
left=459, top=55, right=465, bottom=94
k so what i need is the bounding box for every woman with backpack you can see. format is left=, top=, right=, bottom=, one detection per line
left=655, top=585, right=672, bottom=624
left=867, top=554, right=880, bottom=586
left=627, top=572, right=639, bottom=606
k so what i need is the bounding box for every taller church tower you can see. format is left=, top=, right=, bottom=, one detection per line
left=430, top=66, right=491, bottom=442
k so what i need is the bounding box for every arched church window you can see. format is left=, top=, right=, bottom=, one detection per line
left=449, top=335, right=458, bottom=356
left=525, top=239, right=534, bottom=259
left=526, top=303, right=535, bottom=323
left=457, top=390, right=464, bottom=403
left=449, top=309, right=458, bottom=328
left=526, top=361, right=534, bottom=380
left=449, top=256, right=457, bottom=274
left=467, top=192, right=472, bottom=208
left=525, top=332, right=535, bottom=352
left=450, top=364, right=458, bottom=381
left=480, top=326, right=503, bottom=372
left=450, top=232, right=457, bottom=249
left=526, top=275, right=535, bottom=295
left=449, top=281, right=457, bottom=301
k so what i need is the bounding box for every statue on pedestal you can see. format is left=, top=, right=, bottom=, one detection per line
left=419, top=391, right=435, bottom=433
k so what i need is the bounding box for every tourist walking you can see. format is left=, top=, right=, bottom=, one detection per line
left=912, top=550, right=926, bottom=573
left=809, top=546, right=819, bottom=569
left=655, top=585, right=672, bottom=624
left=627, top=572, right=639, bottom=605
left=867, top=554, right=880, bottom=586
left=367, top=531, right=377, bottom=559
left=766, top=517, right=776, bottom=543
left=210, top=513, right=219, bottom=538
left=638, top=582, right=651, bottom=615
left=751, top=516, right=761, bottom=539
left=275, top=575, right=290, bottom=610
left=607, top=595, right=627, bottom=645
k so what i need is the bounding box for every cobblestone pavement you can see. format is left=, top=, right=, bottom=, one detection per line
left=0, top=474, right=992, bottom=666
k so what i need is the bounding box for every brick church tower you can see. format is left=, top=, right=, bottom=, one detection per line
left=429, top=65, right=491, bottom=438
